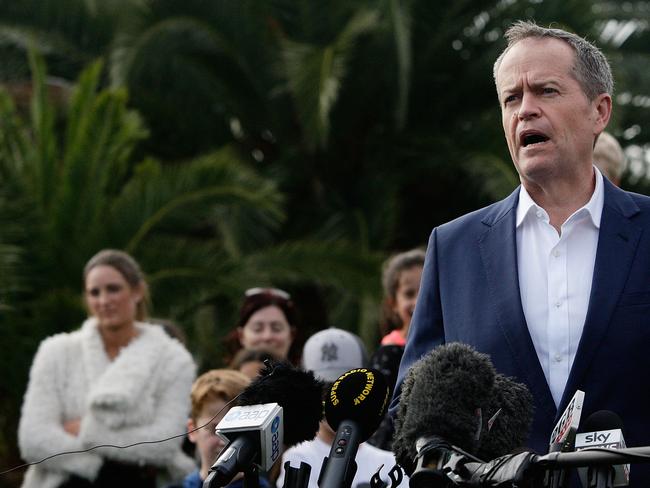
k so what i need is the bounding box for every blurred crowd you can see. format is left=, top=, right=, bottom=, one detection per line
left=14, top=128, right=627, bottom=488
left=15, top=245, right=428, bottom=488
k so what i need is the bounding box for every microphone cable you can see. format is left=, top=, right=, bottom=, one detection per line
left=0, top=393, right=243, bottom=476
left=0, top=358, right=290, bottom=477
left=0, top=359, right=298, bottom=476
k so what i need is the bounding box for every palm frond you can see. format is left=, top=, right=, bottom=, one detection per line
left=108, top=147, right=285, bottom=255
left=280, top=9, right=380, bottom=149
left=27, top=48, right=58, bottom=212
left=388, top=0, right=412, bottom=130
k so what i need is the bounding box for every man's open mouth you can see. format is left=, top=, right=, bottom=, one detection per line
left=520, top=131, right=550, bottom=147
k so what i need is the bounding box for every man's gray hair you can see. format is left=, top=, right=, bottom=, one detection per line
left=493, top=20, right=613, bottom=100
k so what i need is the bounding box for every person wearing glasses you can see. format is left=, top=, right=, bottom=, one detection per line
left=223, top=288, right=300, bottom=366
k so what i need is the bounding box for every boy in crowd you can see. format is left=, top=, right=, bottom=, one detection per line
left=171, top=369, right=271, bottom=488
left=277, top=328, right=404, bottom=488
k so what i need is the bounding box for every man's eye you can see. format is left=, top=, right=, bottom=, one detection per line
left=503, top=94, right=518, bottom=105
left=542, top=87, right=557, bottom=95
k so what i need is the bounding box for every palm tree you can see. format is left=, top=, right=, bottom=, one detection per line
left=0, top=49, right=384, bottom=475
left=0, top=49, right=239, bottom=463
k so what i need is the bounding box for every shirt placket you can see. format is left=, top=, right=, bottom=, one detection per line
left=547, top=230, right=569, bottom=406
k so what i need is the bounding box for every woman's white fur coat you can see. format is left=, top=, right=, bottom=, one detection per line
left=18, top=318, right=197, bottom=488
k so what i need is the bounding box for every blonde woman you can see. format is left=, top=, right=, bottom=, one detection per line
left=18, top=250, right=196, bottom=488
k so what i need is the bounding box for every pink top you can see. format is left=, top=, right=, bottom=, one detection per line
left=381, top=329, right=407, bottom=346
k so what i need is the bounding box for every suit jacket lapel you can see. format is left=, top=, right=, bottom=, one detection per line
left=559, top=180, right=642, bottom=411
left=479, top=188, right=557, bottom=419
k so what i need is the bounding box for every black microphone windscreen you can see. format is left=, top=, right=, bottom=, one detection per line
left=324, top=368, right=390, bottom=442
left=237, top=361, right=325, bottom=446
left=476, top=373, right=534, bottom=461
left=392, top=343, right=496, bottom=475
left=581, top=410, right=624, bottom=433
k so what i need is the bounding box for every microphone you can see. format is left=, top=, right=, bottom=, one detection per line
left=205, top=362, right=325, bottom=488
left=549, top=390, right=585, bottom=453
left=318, top=368, right=390, bottom=488
left=392, top=343, right=496, bottom=479
left=575, top=410, right=630, bottom=487
left=237, top=362, right=325, bottom=446
left=544, top=389, right=585, bottom=488
left=392, top=343, right=534, bottom=488
left=476, top=373, right=534, bottom=462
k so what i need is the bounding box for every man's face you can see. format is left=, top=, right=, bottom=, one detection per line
left=495, top=37, right=610, bottom=187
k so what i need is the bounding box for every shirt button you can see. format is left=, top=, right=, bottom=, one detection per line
left=555, top=301, right=562, bottom=308
left=536, top=210, right=544, bottom=218
left=554, top=354, right=562, bottom=362
left=552, top=249, right=560, bottom=257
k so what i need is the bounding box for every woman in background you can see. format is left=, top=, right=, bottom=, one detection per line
left=18, top=249, right=196, bottom=488
left=223, top=288, right=300, bottom=366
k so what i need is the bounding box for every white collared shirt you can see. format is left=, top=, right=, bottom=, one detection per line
left=516, top=167, right=604, bottom=407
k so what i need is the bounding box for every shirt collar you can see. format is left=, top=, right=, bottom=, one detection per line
left=516, top=166, right=604, bottom=229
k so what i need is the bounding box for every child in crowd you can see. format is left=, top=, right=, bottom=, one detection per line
left=170, top=369, right=271, bottom=488
left=371, top=249, right=425, bottom=391
left=277, top=328, right=404, bottom=488
left=367, top=249, right=424, bottom=451
left=378, top=249, right=425, bottom=347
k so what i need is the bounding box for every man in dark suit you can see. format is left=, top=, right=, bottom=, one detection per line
left=393, top=21, right=650, bottom=485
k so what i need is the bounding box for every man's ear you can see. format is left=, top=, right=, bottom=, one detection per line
left=593, top=93, right=612, bottom=135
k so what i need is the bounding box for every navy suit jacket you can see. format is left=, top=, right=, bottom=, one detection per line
left=393, top=178, right=650, bottom=485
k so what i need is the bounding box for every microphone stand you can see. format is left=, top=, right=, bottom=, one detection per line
left=543, top=468, right=568, bottom=488
left=282, top=461, right=312, bottom=488
left=537, top=449, right=624, bottom=488
left=583, top=465, right=614, bottom=488
left=434, top=445, right=650, bottom=487
left=244, top=465, right=260, bottom=488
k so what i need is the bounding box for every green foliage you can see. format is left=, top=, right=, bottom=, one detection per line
left=2, top=0, right=650, bottom=482
left=280, top=9, right=381, bottom=150
left=0, top=47, right=384, bottom=478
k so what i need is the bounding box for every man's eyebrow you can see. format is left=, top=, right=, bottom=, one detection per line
left=499, top=84, right=520, bottom=97
left=499, top=78, right=521, bottom=92
left=530, top=78, right=560, bottom=88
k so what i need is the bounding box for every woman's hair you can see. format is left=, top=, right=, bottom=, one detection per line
left=229, top=348, right=276, bottom=370
left=83, top=249, right=150, bottom=321
left=222, top=288, right=301, bottom=365
left=236, top=288, right=297, bottom=329
left=380, top=248, right=425, bottom=335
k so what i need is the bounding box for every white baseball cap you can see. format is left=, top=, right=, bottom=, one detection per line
left=302, top=328, right=368, bottom=382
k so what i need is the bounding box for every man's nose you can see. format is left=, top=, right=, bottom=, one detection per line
left=517, top=92, right=540, bottom=120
